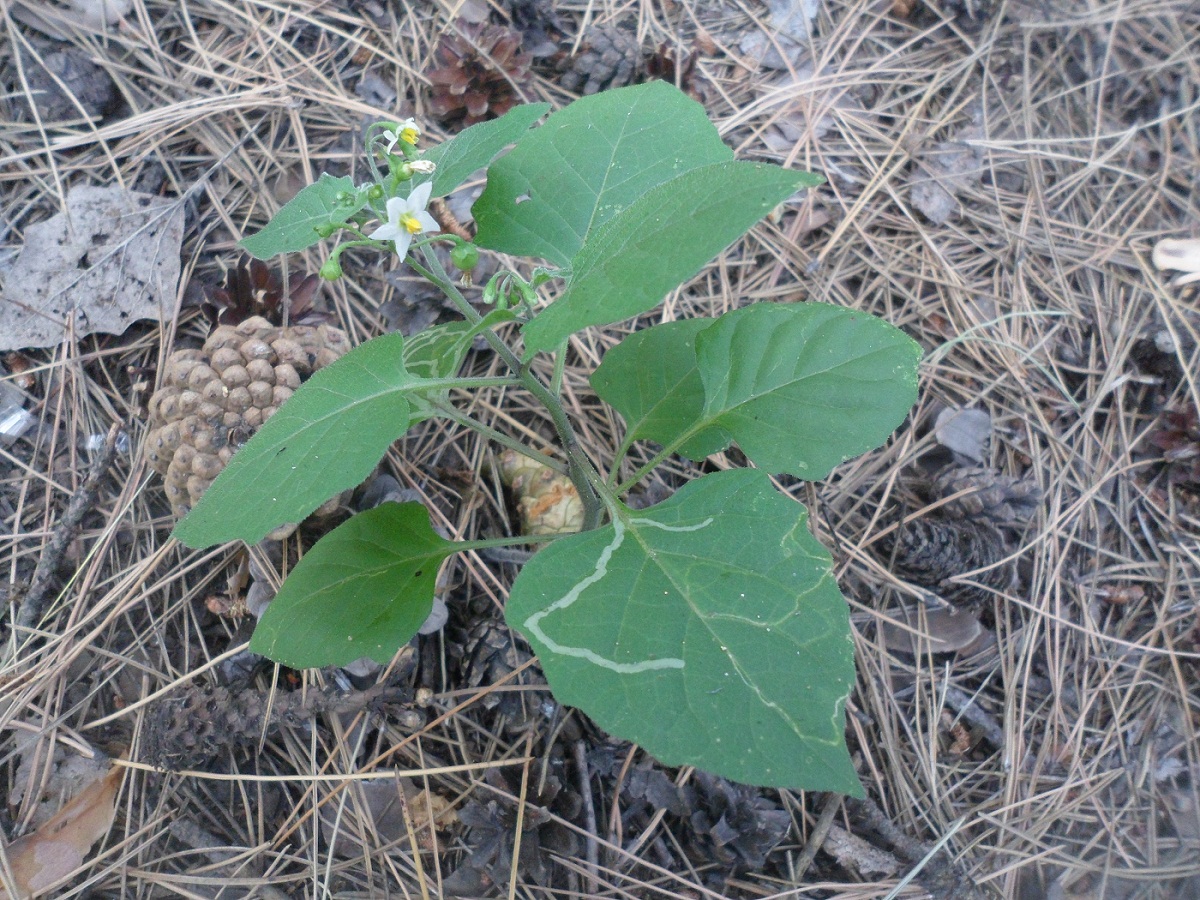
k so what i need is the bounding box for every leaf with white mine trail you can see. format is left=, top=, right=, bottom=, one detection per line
left=506, top=468, right=862, bottom=794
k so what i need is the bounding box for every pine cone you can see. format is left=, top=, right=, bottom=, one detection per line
left=427, top=24, right=531, bottom=129
left=558, top=25, right=641, bottom=96
left=931, top=466, right=1042, bottom=526
left=1150, top=403, right=1200, bottom=488
left=500, top=0, right=565, bottom=57
left=876, top=516, right=1015, bottom=606
left=456, top=618, right=546, bottom=727
left=146, top=262, right=350, bottom=535
left=143, top=681, right=395, bottom=771
left=645, top=43, right=702, bottom=100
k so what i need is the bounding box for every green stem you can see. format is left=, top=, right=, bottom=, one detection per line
left=615, top=445, right=677, bottom=495
left=416, top=246, right=608, bottom=531
left=431, top=401, right=568, bottom=476
left=435, top=375, right=521, bottom=391
left=606, top=430, right=638, bottom=487
left=411, top=249, right=523, bottom=372
left=549, top=341, right=567, bottom=395
left=457, top=531, right=570, bottom=552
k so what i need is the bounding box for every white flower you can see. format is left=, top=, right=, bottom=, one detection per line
left=369, top=182, right=441, bottom=259
left=383, top=118, right=420, bottom=155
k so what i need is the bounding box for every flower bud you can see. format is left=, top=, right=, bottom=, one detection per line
left=319, top=258, right=343, bottom=280
left=409, top=159, right=436, bottom=174
left=314, top=222, right=338, bottom=238
left=367, top=184, right=384, bottom=201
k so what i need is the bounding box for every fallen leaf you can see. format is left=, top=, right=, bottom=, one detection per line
left=908, top=117, right=986, bottom=224
left=1151, top=238, right=1200, bottom=286
left=1, top=765, right=124, bottom=899
left=10, top=736, right=111, bottom=829
left=66, top=0, right=133, bottom=29
left=823, top=823, right=901, bottom=878
left=880, top=604, right=987, bottom=655
left=0, top=185, right=183, bottom=352
left=740, top=0, right=819, bottom=69
left=320, top=778, right=457, bottom=857
left=935, top=406, right=992, bottom=464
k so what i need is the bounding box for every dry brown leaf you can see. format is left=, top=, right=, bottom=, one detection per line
left=319, top=778, right=457, bottom=857
left=823, top=823, right=901, bottom=878
left=0, top=185, right=183, bottom=352
left=498, top=450, right=583, bottom=536
left=880, top=604, right=986, bottom=655
left=908, top=117, right=986, bottom=225
left=1, top=765, right=124, bottom=899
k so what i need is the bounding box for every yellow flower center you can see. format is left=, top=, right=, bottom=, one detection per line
left=400, top=126, right=419, bottom=145
left=401, top=213, right=423, bottom=235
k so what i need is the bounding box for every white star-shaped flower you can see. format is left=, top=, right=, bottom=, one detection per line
left=382, top=118, right=420, bottom=155
left=369, top=182, right=441, bottom=260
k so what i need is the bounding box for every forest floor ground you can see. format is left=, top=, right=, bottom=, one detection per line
left=1, top=1, right=1198, bottom=898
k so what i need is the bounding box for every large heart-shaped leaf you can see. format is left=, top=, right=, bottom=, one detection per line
left=593, top=303, right=922, bottom=480
left=240, top=175, right=367, bottom=259
left=422, top=103, right=550, bottom=198
left=506, top=468, right=862, bottom=793
left=472, top=81, right=733, bottom=267
left=589, top=318, right=725, bottom=460
left=250, top=503, right=458, bottom=668
left=522, top=161, right=817, bottom=355
left=174, top=333, right=427, bottom=547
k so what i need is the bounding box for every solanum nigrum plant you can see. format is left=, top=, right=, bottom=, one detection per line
left=173, top=82, right=920, bottom=795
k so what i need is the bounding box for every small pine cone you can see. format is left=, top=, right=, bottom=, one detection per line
left=427, top=24, right=531, bottom=129
left=876, top=516, right=1015, bottom=606
left=932, top=466, right=1042, bottom=526
left=558, top=25, right=641, bottom=96
left=143, top=681, right=396, bottom=771
left=146, top=263, right=350, bottom=529
left=457, top=619, right=545, bottom=726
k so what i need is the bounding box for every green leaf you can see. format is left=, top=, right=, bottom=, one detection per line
left=422, top=103, right=551, bottom=198
left=692, top=303, right=921, bottom=479
left=250, top=503, right=457, bottom=668
left=506, top=468, right=862, bottom=793
left=594, top=303, right=921, bottom=480
left=473, top=81, right=733, bottom=267
left=400, top=308, right=519, bottom=423
left=521, top=162, right=819, bottom=355
left=173, top=333, right=427, bottom=547
left=240, top=175, right=367, bottom=259
left=589, top=318, right=725, bottom=460
left=401, top=322, right=472, bottom=423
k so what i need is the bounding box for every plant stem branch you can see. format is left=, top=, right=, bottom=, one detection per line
left=430, top=402, right=568, bottom=475
left=417, top=247, right=608, bottom=530
left=615, top=443, right=677, bottom=495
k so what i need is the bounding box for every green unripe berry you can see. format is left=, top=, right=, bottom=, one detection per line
left=319, top=258, right=343, bottom=280
left=450, top=242, right=480, bottom=272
